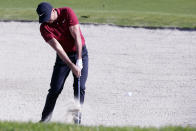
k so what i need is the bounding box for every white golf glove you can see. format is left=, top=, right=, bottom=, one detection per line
left=76, top=59, right=83, bottom=70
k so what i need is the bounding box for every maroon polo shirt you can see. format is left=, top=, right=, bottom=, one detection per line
left=40, top=7, right=85, bottom=53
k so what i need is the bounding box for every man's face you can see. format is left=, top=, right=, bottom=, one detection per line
left=47, top=9, right=57, bottom=24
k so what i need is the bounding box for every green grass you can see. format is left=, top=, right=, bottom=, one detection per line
left=0, top=121, right=195, bottom=131
left=0, top=0, right=196, bottom=28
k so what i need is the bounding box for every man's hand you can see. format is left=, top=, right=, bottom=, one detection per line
left=71, top=64, right=81, bottom=78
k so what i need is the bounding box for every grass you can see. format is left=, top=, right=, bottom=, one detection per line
left=0, top=121, right=196, bottom=131
left=0, top=0, right=195, bottom=28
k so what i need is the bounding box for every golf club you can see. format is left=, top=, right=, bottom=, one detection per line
left=77, top=77, right=80, bottom=125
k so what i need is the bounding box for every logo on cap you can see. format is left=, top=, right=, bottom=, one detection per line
left=39, top=13, right=45, bottom=17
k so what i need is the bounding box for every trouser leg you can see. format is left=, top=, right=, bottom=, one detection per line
left=41, top=55, right=70, bottom=121
left=73, top=46, right=88, bottom=104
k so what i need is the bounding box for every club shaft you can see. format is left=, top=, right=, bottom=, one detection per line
left=77, top=77, right=80, bottom=124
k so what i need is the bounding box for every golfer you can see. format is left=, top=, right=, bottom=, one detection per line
left=36, top=2, right=88, bottom=124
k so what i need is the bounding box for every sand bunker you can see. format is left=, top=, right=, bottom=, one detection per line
left=0, top=22, right=196, bottom=127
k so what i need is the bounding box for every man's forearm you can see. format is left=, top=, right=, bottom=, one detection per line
left=75, top=37, right=82, bottom=59
left=47, top=38, right=81, bottom=77
left=57, top=48, right=74, bottom=68
left=69, top=24, right=82, bottom=59
left=48, top=38, right=74, bottom=68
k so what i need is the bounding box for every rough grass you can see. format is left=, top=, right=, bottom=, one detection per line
left=0, top=121, right=196, bottom=131
left=0, top=0, right=195, bottom=28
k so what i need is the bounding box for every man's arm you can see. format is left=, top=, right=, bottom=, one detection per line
left=69, top=24, right=82, bottom=59
left=69, top=24, right=83, bottom=69
left=47, top=38, right=81, bottom=77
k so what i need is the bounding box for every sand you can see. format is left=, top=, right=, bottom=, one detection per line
left=0, top=22, right=196, bottom=127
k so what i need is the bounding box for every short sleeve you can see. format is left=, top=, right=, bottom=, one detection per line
left=40, top=25, right=54, bottom=42
left=67, top=7, right=79, bottom=26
